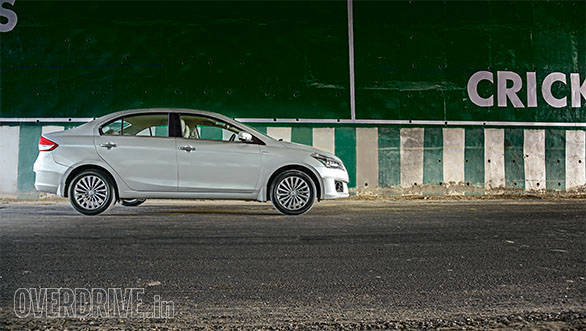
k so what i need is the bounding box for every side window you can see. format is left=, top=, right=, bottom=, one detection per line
left=101, top=119, right=122, bottom=136
left=122, top=114, right=169, bottom=137
left=179, top=115, right=241, bottom=142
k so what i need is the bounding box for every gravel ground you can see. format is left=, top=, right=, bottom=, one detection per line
left=0, top=199, right=584, bottom=329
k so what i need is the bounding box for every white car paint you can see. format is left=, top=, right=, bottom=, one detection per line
left=34, top=108, right=349, bottom=212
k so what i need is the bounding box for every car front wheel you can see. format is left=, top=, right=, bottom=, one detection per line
left=68, top=170, right=115, bottom=216
left=271, top=170, right=316, bottom=215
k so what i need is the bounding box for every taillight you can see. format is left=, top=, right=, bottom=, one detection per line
left=38, top=136, right=58, bottom=152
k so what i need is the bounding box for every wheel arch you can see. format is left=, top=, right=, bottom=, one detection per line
left=266, top=164, right=322, bottom=202
left=63, top=164, right=119, bottom=200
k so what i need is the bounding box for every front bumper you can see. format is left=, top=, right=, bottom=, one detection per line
left=315, top=166, right=349, bottom=200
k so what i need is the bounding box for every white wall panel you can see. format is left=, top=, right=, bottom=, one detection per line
left=266, top=127, right=291, bottom=142
left=566, top=130, right=586, bottom=190
left=524, top=129, right=546, bottom=190
left=312, top=128, right=335, bottom=154
left=356, top=128, right=378, bottom=188
left=0, top=126, right=20, bottom=193
left=442, top=128, right=465, bottom=184
left=484, top=129, right=505, bottom=188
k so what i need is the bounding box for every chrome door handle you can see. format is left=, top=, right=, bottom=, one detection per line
left=100, top=142, right=117, bottom=149
left=179, top=145, right=195, bottom=152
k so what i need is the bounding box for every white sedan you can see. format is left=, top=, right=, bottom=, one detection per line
left=34, top=108, right=349, bottom=215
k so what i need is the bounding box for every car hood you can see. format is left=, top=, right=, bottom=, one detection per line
left=275, top=140, right=340, bottom=160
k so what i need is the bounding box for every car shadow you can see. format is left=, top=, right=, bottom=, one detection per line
left=108, top=205, right=281, bottom=216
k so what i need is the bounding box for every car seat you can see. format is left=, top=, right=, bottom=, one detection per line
left=180, top=119, right=190, bottom=138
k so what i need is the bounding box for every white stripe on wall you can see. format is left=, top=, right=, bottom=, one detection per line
left=566, top=130, right=586, bottom=190
left=42, top=125, right=65, bottom=135
left=484, top=128, right=505, bottom=188
left=356, top=128, right=378, bottom=188
left=442, top=128, right=465, bottom=184
left=312, top=128, right=335, bottom=154
left=524, top=129, right=546, bottom=190
left=222, top=129, right=232, bottom=141
left=0, top=126, right=20, bottom=193
left=400, top=128, right=424, bottom=188
left=266, top=127, right=291, bottom=142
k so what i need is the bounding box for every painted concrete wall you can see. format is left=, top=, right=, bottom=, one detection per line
left=0, top=1, right=584, bottom=195
left=1, top=123, right=584, bottom=194
left=0, top=1, right=584, bottom=123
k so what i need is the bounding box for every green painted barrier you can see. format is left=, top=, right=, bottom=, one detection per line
left=1, top=1, right=583, bottom=124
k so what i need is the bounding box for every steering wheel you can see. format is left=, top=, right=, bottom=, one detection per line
left=229, top=133, right=236, bottom=142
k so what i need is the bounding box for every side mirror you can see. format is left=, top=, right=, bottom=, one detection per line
left=238, top=131, right=253, bottom=143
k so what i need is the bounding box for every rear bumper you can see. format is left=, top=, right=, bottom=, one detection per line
left=315, top=166, right=349, bottom=200
left=33, top=152, right=67, bottom=196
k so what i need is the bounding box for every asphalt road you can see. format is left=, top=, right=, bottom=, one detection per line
left=0, top=199, right=584, bottom=329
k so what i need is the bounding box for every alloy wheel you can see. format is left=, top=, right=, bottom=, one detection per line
left=73, top=175, right=109, bottom=210
left=275, top=176, right=311, bottom=211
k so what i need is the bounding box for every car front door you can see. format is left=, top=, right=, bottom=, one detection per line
left=95, top=113, right=177, bottom=192
left=175, top=114, right=262, bottom=193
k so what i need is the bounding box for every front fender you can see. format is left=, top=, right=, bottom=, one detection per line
left=257, top=161, right=325, bottom=202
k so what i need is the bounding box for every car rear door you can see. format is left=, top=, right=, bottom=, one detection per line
left=95, top=113, right=177, bottom=192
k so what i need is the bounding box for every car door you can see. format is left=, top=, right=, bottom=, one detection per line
left=95, top=113, right=177, bottom=192
left=176, top=114, right=262, bottom=193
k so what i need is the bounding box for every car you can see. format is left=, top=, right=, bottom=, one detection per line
left=33, top=108, right=349, bottom=215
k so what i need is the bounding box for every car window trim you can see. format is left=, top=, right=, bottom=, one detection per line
left=99, top=113, right=173, bottom=138
left=175, top=113, right=265, bottom=145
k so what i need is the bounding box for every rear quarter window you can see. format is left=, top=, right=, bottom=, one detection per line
left=101, top=119, right=122, bottom=135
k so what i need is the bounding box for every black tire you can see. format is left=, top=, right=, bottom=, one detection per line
left=68, top=169, right=115, bottom=216
left=270, top=170, right=316, bottom=215
left=120, top=199, right=146, bottom=207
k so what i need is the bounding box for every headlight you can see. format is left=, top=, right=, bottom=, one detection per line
left=311, top=153, right=343, bottom=169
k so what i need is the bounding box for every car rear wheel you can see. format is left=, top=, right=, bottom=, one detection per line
left=120, top=199, right=146, bottom=207
left=68, top=170, right=115, bottom=216
left=271, top=170, right=315, bottom=215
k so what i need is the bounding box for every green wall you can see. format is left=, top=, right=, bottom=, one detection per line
left=1, top=1, right=349, bottom=119
left=354, top=1, right=585, bottom=123
left=0, top=1, right=584, bottom=122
